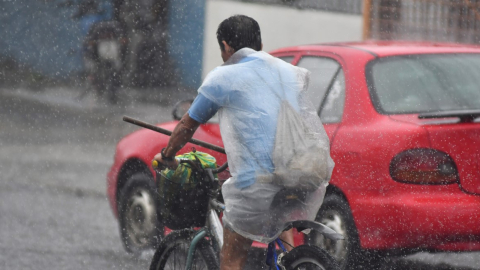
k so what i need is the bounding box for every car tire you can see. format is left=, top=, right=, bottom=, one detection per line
left=119, top=173, right=163, bottom=255
left=306, top=194, right=384, bottom=270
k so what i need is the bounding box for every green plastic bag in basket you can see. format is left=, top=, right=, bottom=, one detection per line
left=156, top=151, right=217, bottom=229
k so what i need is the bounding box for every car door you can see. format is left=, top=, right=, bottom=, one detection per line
left=295, top=55, right=346, bottom=142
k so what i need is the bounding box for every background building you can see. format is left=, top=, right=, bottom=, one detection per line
left=1, top=0, right=364, bottom=89
left=202, top=0, right=363, bottom=77
left=365, top=0, right=480, bottom=44
left=0, top=0, right=204, bottom=89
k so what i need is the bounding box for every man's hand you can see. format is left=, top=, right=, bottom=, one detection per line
left=153, top=113, right=201, bottom=170
left=153, top=113, right=201, bottom=171
left=153, top=153, right=179, bottom=170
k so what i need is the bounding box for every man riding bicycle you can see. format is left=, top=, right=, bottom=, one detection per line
left=154, top=15, right=334, bottom=270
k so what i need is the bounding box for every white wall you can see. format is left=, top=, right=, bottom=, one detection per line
left=203, top=0, right=363, bottom=77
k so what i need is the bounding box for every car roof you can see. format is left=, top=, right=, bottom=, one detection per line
left=271, top=40, right=480, bottom=58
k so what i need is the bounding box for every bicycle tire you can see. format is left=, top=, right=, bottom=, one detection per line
left=281, top=245, right=340, bottom=270
left=149, top=229, right=219, bottom=270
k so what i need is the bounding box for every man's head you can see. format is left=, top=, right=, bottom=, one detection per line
left=216, top=15, right=262, bottom=62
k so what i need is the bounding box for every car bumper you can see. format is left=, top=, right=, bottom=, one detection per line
left=350, top=186, right=480, bottom=251
left=106, top=163, right=121, bottom=218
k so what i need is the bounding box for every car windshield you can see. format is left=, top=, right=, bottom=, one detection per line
left=367, top=54, right=480, bottom=114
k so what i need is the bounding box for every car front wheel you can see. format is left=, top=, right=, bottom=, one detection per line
left=306, top=193, right=383, bottom=270
left=119, top=173, right=163, bottom=255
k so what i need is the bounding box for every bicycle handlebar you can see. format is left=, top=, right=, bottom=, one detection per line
left=212, top=162, right=228, bottom=174
left=152, top=159, right=228, bottom=175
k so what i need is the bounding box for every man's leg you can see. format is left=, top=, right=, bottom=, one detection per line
left=279, top=229, right=294, bottom=251
left=220, top=226, right=253, bottom=270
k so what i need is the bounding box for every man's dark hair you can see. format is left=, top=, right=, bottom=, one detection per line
left=216, top=15, right=262, bottom=52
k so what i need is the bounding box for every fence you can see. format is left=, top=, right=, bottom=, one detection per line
left=366, top=0, right=480, bottom=44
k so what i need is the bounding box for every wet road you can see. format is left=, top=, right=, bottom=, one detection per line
left=0, top=87, right=479, bottom=270
left=0, top=88, right=173, bottom=270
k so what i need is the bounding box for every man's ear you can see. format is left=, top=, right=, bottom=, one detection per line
left=222, top=41, right=234, bottom=53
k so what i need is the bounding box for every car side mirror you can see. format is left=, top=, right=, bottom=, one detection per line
left=172, top=99, right=193, bottom=120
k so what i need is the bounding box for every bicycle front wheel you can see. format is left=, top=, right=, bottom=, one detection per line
left=149, top=229, right=219, bottom=270
left=281, top=245, right=340, bottom=270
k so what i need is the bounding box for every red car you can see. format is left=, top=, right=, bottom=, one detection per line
left=107, top=41, right=480, bottom=269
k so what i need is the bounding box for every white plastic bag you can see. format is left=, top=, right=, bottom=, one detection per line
left=273, top=100, right=329, bottom=191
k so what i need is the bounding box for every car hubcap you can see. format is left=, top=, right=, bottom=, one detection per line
left=125, top=187, right=157, bottom=247
left=313, top=210, right=348, bottom=264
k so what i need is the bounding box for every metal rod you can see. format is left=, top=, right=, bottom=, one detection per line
left=123, top=116, right=226, bottom=154
left=363, top=0, right=372, bottom=40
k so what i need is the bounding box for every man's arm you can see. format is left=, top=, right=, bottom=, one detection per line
left=153, top=113, right=201, bottom=168
left=154, top=93, right=220, bottom=168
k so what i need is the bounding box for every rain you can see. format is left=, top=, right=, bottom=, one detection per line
left=1, top=0, right=480, bottom=269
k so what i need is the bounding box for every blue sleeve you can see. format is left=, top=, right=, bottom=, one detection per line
left=188, top=94, right=220, bottom=124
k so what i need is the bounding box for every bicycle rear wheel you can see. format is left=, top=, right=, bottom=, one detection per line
left=281, top=245, right=340, bottom=270
left=149, top=229, right=219, bottom=270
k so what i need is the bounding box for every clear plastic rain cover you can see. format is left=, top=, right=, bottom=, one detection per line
left=198, top=48, right=335, bottom=243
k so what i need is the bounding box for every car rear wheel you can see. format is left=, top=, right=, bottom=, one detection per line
left=119, top=173, right=163, bottom=255
left=306, top=194, right=383, bottom=270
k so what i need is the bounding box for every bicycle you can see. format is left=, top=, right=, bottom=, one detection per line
left=149, top=158, right=344, bottom=270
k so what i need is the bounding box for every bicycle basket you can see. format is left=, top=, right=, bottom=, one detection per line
left=156, top=151, right=217, bottom=230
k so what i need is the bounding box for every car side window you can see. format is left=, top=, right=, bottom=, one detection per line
left=278, top=56, right=294, bottom=63
left=296, top=56, right=345, bottom=123
left=320, top=71, right=345, bottom=123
